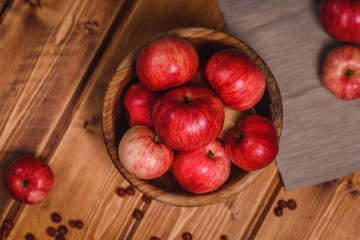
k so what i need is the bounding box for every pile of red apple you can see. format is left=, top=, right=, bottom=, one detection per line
left=320, top=0, right=360, bottom=100
left=118, top=36, right=279, bottom=194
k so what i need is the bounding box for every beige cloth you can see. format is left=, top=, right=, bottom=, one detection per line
left=217, top=0, right=360, bottom=190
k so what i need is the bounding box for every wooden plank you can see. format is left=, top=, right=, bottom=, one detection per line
left=0, top=0, right=11, bottom=21
left=255, top=172, right=360, bottom=239
left=241, top=172, right=282, bottom=240
left=0, top=0, right=135, bottom=222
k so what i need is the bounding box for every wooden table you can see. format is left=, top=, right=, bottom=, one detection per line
left=0, top=0, right=359, bottom=239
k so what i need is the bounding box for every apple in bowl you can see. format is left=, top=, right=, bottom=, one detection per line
left=118, top=125, right=174, bottom=180
left=123, top=82, right=161, bottom=128
left=205, top=49, right=266, bottom=111
left=136, top=36, right=199, bottom=91
left=225, top=114, right=279, bottom=171
left=152, top=86, right=224, bottom=152
left=171, top=140, right=231, bottom=194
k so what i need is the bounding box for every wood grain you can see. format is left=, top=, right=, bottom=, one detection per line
left=0, top=0, right=135, bottom=223
left=132, top=164, right=280, bottom=240
left=0, top=0, right=10, bottom=20
left=255, top=172, right=360, bottom=239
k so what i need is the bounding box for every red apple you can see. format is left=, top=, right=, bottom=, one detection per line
left=136, top=36, right=199, bottom=91
left=320, top=0, right=360, bottom=43
left=123, top=82, right=161, bottom=127
left=205, top=49, right=266, bottom=111
left=152, top=86, right=224, bottom=151
left=171, top=140, right=231, bottom=194
left=118, top=125, right=173, bottom=179
left=5, top=156, right=55, bottom=204
left=225, top=114, right=279, bottom=171
left=322, top=45, right=360, bottom=100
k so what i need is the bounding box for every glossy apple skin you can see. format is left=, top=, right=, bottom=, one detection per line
left=123, top=82, right=161, bottom=127
left=152, top=86, right=224, bottom=151
left=118, top=125, right=174, bottom=179
left=5, top=156, right=55, bottom=204
left=320, top=0, right=360, bottom=43
left=205, top=49, right=266, bottom=111
left=136, top=36, right=199, bottom=91
left=225, top=114, right=279, bottom=171
left=171, top=140, right=231, bottom=194
left=322, top=45, right=360, bottom=100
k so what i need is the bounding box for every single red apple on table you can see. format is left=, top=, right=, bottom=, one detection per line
left=171, top=140, right=231, bottom=194
left=322, top=45, right=360, bottom=100
left=205, top=49, right=266, bottom=111
left=118, top=125, right=173, bottom=179
left=320, top=0, right=360, bottom=43
left=225, top=114, right=279, bottom=171
left=136, top=36, right=199, bottom=91
left=5, top=156, right=54, bottom=204
left=123, top=82, right=161, bottom=127
left=152, top=86, right=224, bottom=151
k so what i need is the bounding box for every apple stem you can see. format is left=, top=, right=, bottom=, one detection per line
left=345, top=69, right=354, bottom=77
left=207, top=150, right=215, bottom=158
left=23, top=179, right=29, bottom=188
left=183, top=96, right=192, bottom=104
left=152, top=135, right=162, bottom=144
left=232, top=132, right=243, bottom=140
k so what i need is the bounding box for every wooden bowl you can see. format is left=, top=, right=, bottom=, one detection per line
left=102, top=28, right=283, bottom=207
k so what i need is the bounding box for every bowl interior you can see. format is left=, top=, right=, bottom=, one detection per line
left=102, top=28, right=283, bottom=207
